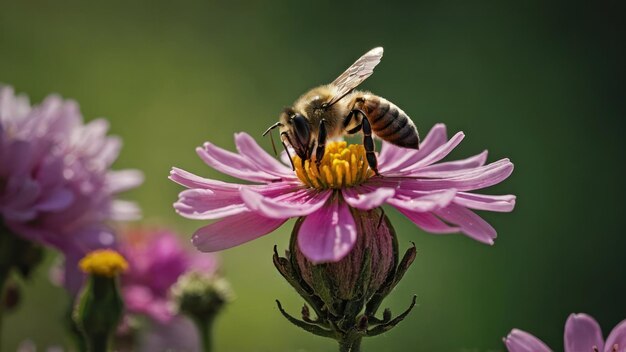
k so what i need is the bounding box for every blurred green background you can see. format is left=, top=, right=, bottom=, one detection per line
left=1, top=0, right=624, bottom=351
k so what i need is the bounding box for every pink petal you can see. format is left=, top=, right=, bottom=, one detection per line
left=504, top=329, right=553, bottom=352
left=106, top=169, right=145, bottom=193
left=564, top=313, right=605, bottom=352
left=342, top=187, right=395, bottom=210
left=403, top=157, right=511, bottom=180
left=34, top=157, right=64, bottom=188
left=383, top=158, right=514, bottom=192
left=2, top=177, right=40, bottom=220
left=297, top=197, right=357, bottom=263
left=192, top=211, right=286, bottom=252
left=174, top=188, right=248, bottom=220
left=280, top=149, right=294, bottom=168
left=379, top=123, right=448, bottom=173
left=123, top=285, right=174, bottom=324
left=169, top=167, right=242, bottom=191
left=77, top=119, right=110, bottom=152
left=240, top=186, right=331, bottom=219
left=5, top=140, right=34, bottom=176
left=397, top=131, right=465, bottom=173
left=387, top=189, right=457, bottom=212
left=394, top=209, right=460, bottom=234
left=453, top=192, right=516, bottom=212
left=99, top=135, right=122, bottom=167
left=409, top=150, right=488, bottom=174
left=435, top=203, right=497, bottom=244
left=196, top=142, right=281, bottom=183
left=35, top=187, right=74, bottom=212
left=140, top=316, right=202, bottom=352
left=110, top=200, right=142, bottom=221
left=234, top=132, right=295, bottom=178
left=605, top=319, right=626, bottom=352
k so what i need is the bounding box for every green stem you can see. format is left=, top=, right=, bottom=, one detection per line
left=351, top=338, right=362, bottom=352
left=338, top=336, right=362, bottom=352
left=0, top=265, right=10, bottom=351
left=86, top=333, right=108, bottom=352
left=194, top=316, right=215, bottom=352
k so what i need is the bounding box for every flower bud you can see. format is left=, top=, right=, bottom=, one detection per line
left=171, top=272, right=234, bottom=319
left=292, top=208, right=397, bottom=306
left=170, top=271, right=234, bottom=352
left=74, top=249, right=128, bottom=352
left=274, top=206, right=418, bottom=348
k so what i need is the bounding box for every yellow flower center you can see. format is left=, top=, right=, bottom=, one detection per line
left=293, top=141, right=372, bottom=189
left=79, top=249, right=129, bottom=277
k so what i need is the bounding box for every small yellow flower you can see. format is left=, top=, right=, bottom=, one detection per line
left=293, top=141, right=372, bottom=189
left=79, top=249, right=129, bottom=277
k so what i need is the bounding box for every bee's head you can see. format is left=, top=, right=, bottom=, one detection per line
left=279, top=107, right=312, bottom=162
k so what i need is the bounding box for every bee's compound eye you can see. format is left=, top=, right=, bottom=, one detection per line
left=292, top=113, right=311, bottom=147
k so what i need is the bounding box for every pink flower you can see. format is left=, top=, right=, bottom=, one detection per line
left=0, top=85, right=143, bottom=291
left=136, top=317, right=202, bottom=352
left=505, top=313, right=626, bottom=352
left=171, top=123, right=515, bottom=263
left=119, top=227, right=218, bottom=324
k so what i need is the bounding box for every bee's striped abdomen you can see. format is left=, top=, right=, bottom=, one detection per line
left=356, top=95, right=420, bottom=149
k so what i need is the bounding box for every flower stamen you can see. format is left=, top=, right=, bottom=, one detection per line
left=293, top=141, right=372, bottom=189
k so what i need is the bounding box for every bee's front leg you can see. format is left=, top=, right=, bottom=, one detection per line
left=315, top=119, right=327, bottom=167
left=280, top=132, right=296, bottom=171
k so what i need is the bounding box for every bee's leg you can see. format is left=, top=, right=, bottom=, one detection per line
left=307, top=141, right=315, bottom=161
left=346, top=123, right=362, bottom=135
left=280, top=132, right=296, bottom=171
left=342, top=110, right=355, bottom=128
left=353, top=109, right=379, bottom=176
left=315, top=119, right=327, bottom=167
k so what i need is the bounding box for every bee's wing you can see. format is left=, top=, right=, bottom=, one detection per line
left=327, top=47, right=384, bottom=106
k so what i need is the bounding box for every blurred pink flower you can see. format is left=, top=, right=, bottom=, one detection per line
left=137, top=317, right=201, bottom=352
left=119, top=227, right=218, bottom=324
left=171, top=123, right=515, bottom=263
left=505, top=313, right=626, bottom=352
left=0, top=85, right=143, bottom=291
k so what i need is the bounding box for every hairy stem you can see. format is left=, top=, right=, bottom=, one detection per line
left=351, top=338, right=362, bottom=352
left=338, top=336, right=362, bottom=352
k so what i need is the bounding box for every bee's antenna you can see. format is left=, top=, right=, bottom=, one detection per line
left=268, top=129, right=278, bottom=155
left=263, top=122, right=283, bottom=136
left=263, top=122, right=283, bottom=156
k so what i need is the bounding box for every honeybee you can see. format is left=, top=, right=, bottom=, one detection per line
left=264, top=47, right=419, bottom=175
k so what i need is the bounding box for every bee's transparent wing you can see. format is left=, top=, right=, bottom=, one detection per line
left=327, top=47, right=384, bottom=106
